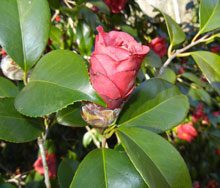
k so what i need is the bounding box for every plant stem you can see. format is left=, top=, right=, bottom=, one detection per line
left=101, top=137, right=107, bottom=148
left=37, top=117, right=51, bottom=188
left=37, top=137, right=51, bottom=188
left=159, top=33, right=210, bottom=75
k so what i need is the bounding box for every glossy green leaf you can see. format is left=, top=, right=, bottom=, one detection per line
left=161, top=12, right=185, bottom=46
left=57, top=103, right=86, bottom=127
left=0, top=98, right=43, bottom=143
left=158, top=68, right=176, bottom=84
left=0, top=0, right=50, bottom=71
left=76, top=22, right=93, bottom=56
left=70, top=149, right=148, bottom=188
left=58, top=158, right=79, bottom=188
left=188, top=87, right=212, bottom=105
left=144, top=50, right=162, bottom=68
left=117, top=78, right=189, bottom=132
left=15, top=50, right=105, bottom=117
left=0, top=77, right=19, bottom=98
left=117, top=127, right=192, bottom=188
left=191, top=51, right=220, bottom=94
left=181, top=72, right=207, bottom=87
left=199, top=0, right=220, bottom=34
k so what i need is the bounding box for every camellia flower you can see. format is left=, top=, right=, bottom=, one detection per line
left=176, top=122, right=198, bottom=142
left=0, top=49, right=7, bottom=57
left=104, top=0, right=128, bottom=13
left=89, top=26, right=150, bottom=109
left=210, top=45, right=220, bottom=54
left=33, top=153, right=57, bottom=178
left=193, top=181, right=201, bottom=188
left=149, top=37, right=167, bottom=57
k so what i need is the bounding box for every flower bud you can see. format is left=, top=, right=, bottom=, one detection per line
left=1, top=55, right=24, bottom=80
left=81, top=102, right=120, bottom=127
left=104, top=0, right=128, bottom=13
left=176, top=122, right=198, bottom=142
left=90, top=26, right=149, bottom=109
left=149, top=37, right=167, bottom=57
left=33, top=153, right=57, bottom=178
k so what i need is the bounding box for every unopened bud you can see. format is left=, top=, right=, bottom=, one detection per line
left=1, top=55, right=24, bottom=80
left=81, top=102, right=120, bottom=127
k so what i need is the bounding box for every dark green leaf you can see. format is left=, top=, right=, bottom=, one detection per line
left=0, top=0, right=50, bottom=71
left=0, top=98, right=43, bottom=143
left=15, top=50, right=105, bottom=117
left=199, top=0, right=220, bottom=34
left=158, top=68, right=176, bottom=84
left=89, top=0, right=110, bottom=14
left=144, top=50, right=162, bottom=68
left=160, top=11, right=186, bottom=46
left=57, top=103, right=86, bottom=127
left=117, top=127, right=192, bottom=188
left=0, top=77, right=19, bottom=98
left=70, top=149, right=148, bottom=188
left=58, top=158, right=79, bottom=188
left=191, top=51, right=220, bottom=94
left=181, top=72, right=207, bottom=87
left=118, top=78, right=189, bottom=132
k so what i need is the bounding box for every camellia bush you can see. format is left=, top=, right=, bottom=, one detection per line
left=0, top=0, right=219, bottom=188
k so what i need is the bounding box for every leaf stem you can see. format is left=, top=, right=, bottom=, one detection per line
left=159, top=33, right=210, bottom=75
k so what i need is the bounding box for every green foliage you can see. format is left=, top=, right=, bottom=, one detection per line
left=0, top=98, right=43, bottom=142
left=199, top=0, right=220, bottom=34
left=191, top=51, right=220, bottom=94
left=0, top=77, right=19, bottom=98
left=0, top=0, right=50, bottom=71
left=15, top=50, right=105, bottom=117
left=70, top=149, right=147, bottom=188
left=117, top=127, right=192, bottom=188
left=118, top=78, right=189, bottom=132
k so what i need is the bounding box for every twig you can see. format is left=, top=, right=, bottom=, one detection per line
left=37, top=117, right=51, bottom=188
left=159, top=33, right=210, bottom=75
left=101, top=137, right=107, bottom=148
left=37, top=137, right=51, bottom=188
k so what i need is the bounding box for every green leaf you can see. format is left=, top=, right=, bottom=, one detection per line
left=57, top=103, right=86, bottom=127
left=76, top=22, right=93, bottom=56
left=50, top=26, right=64, bottom=49
left=181, top=72, right=207, bottom=87
left=58, top=158, right=79, bottom=188
left=117, top=127, right=192, bottom=188
left=89, top=0, right=110, bottom=14
left=0, top=0, right=50, bottom=71
left=190, top=51, right=220, bottom=94
left=199, top=0, right=220, bottom=34
left=144, top=50, right=162, bottom=68
left=158, top=68, right=176, bottom=84
left=0, top=183, right=16, bottom=188
left=70, top=149, right=148, bottom=188
left=0, top=77, right=19, bottom=98
left=0, top=98, right=43, bottom=143
left=117, top=78, right=189, bottom=132
left=15, top=50, right=105, bottom=117
left=160, top=12, right=186, bottom=46
left=188, top=86, right=212, bottom=105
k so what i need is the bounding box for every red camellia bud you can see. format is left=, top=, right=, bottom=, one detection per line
left=0, top=49, right=7, bottom=57
left=89, top=26, right=150, bottom=109
left=176, top=122, right=198, bottom=142
left=33, top=153, right=57, bottom=178
left=210, top=45, right=220, bottom=54
left=104, top=0, right=128, bottom=13
left=193, top=181, right=201, bottom=188
left=149, top=37, right=167, bottom=57
left=55, top=15, right=61, bottom=22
